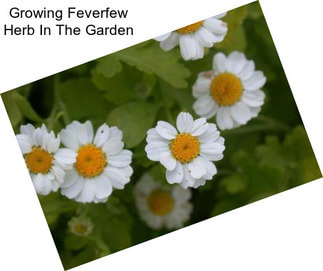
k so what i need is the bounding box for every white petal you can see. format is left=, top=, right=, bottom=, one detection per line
left=200, top=142, right=225, bottom=155
left=204, top=160, right=217, bottom=179
left=212, top=52, right=227, bottom=72
left=78, top=121, right=94, bottom=145
left=155, top=32, right=171, bottom=42
left=193, top=94, right=218, bottom=119
left=238, top=60, right=255, bottom=81
left=32, top=173, right=44, bottom=194
left=195, top=27, right=217, bottom=47
left=243, top=71, right=266, bottom=91
left=192, top=77, right=211, bottom=98
left=172, top=185, right=191, bottom=204
left=216, top=107, right=234, bottom=130
left=93, top=124, right=110, bottom=147
left=59, top=129, right=79, bottom=151
left=241, top=90, right=265, bottom=107
left=102, top=138, right=124, bottom=156
left=231, top=101, right=252, bottom=125
left=61, top=169, right=79, bottom=189
left=47, top=137, right=60, bottom=153
left=108, top=150, right=132, bottom=167
left=145, top=142, right=170, bottom=161
left=160, top=32, right=179, bottom=51
left=227, top=51, right=247, bottom=74
left=41, top=176, right=53, bottom=195
left=190, top=118, right=208, bottom=136
left=179, top=34, right=202, bottom=61
left=32, top=128, right=45, bottom=146
left=198, top=123, right=220, bottom=143
left=95, top=175, right=113, bottom=199
left=166, top=162, right=184, bottom=184
left=20, top=123, right=35, bottom=137
left=61, top=176, right=85, bottom=199
left=188, top=157, right=206, bottom=179
left=51, top=164, right=65, bottom=184
left=75, top=180, right=97, bottom=203
left=16, top=134, right=32, bottom=154
left=104, top=166, right=129, bottom=189
left=109, top=126, right=123, bottom=141
left=176, top=112, right=194, bottom=133
left=160, top=151, right=177, bottom=171
left=156, top=121, right=177, bottom=140
left=146, top=128, right=168, bottom=143
left=54, top=148, right=76, bottom=167
left=204, top=18, right=227, bottom=35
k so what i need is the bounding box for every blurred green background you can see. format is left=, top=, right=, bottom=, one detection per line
left=1, top=2, right=321, bottom=269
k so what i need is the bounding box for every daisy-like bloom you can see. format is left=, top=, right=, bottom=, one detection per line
left=134, top=174, right=192, bottom=230
left=56, top=120, right=133, bottom=203
left=68, top=216, right=93, bottom=236
left=145, top=112, right=225, bottom=189
left=155, top=13, right=228, bottom=61
left=16, top=124, right=66, bottom=195
left=193, top=51, right=266, bottom=130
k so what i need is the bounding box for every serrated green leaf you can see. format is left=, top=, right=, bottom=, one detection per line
left=94, top=54, right=122, bottom=78
left=115, top=44, right=190, bottom=88
left=107, top=101, right=158, bottom=148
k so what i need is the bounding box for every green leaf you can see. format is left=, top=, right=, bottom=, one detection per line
left=92, top=66, right=155, bottom=105
left=94, top=54, right=122, bottom=78
left=107, top=101, right=158, bottom=148
left=38, top=192, right=77, bottom=226
left=58, top=78, right=112, bottom=127
left=13, top=92, right=44, bottom=122
left=115, top=43, right=190, bottom=88
left=221, top=174, right=247, bottom=194
left=214, top=5, right=248, bottom=52
left=1, top=91, right=22, bottom=127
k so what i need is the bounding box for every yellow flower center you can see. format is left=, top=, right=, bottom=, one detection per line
left=148, top=189, right=175, bottom=216
left=25, top=147, right=53, bottom=174
left=176, top=21, right=204, bottom=34
left=170, top=133, right=200, bottom=163
left=210, top=72, right=243, bottom=106
left=75, top=144, right=106, bottom=178
left=73, top=223, right=89, bottom=235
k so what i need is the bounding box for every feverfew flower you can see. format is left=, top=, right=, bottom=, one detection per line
left=145, top=112, right=225, bottom=189
left=56, top=120, right=133, bottom=203
left=193, top=51, right=266, bottom=130
left=134, top=174, right=192, bottom=230
left=68, top=216, right=93, bottom=236
left=155, top=13, right=228, bottom=61
left=16, top=124, right=66, bottom=195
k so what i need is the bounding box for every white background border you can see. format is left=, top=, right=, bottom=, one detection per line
left=0, top=0, right=322, bottom=270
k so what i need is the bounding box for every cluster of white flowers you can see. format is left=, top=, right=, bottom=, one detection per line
left=16, top=121, right=133, bottom=203
left=16, top=12, right=267, bottom=230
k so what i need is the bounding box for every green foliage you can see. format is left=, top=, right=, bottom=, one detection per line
left=1, top=2, right=321, bottom=269
left=214, top=5, right=248, bottom=52
left=107, top=101, right=158, bottom=148
left=115, top=43, right=191, bottom=88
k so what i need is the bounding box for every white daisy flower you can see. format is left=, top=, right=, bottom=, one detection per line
left=16, top=123, right=66, bottom=195
left=57, top=120, right=133, bottom=203
left=155, top=13, right=228, bottom=61
left=193, top=51, right=267, bottom=130
left=145, top=112, right=225, bottom=189
left=134, top=174, right=192, bottom=230
left=68, top=216, right=93, bottom=236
